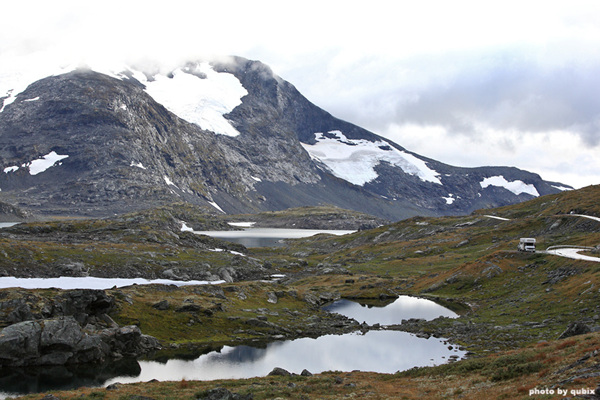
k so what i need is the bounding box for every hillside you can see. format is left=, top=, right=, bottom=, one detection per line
left=1, top=186, right=599, bottom=399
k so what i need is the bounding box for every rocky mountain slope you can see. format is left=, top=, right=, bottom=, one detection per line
left=0, top=57, right=569, bottom=220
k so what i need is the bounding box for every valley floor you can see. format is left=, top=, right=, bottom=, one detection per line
left=2, top=187, right=600, bottom=400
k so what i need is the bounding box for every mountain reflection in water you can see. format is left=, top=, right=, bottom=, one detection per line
left=104, top=330, right=464, bottom=385
left=192, top=228, right=355, bottom=248
left=323, top=296, right=459, bottom=325
left=0, top=291, right=464, bottom=398
left=0, top=358, right=140, bottom=397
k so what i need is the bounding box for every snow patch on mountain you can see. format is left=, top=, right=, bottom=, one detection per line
left=130, top=161, right=147, bottom=170
left=301, top=130, right=441, bottom=186
left=180, top=222, right=194, bottom=232
left=552, top=184, right=572, bottom=191
left=228, top=221, right=256, bottom=227
left=13, top=151, right=69, bottom=176
left=124, top=63, right=247, bottom=137
left=443, top=195, right=456, bottom=205
left=208, top=200, right=225, bottom=213
left=480, top=176, right=539, bottom=196
left=164, top=176, right=179, bottom=188
left=1, top=60, right=248, bottom=138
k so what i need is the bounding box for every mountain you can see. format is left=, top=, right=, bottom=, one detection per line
left=0, top=57, right=570, bottom=220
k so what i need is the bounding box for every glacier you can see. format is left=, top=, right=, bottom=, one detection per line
left=126, top=63, right=247, bottom=137
left=301, top=130, right=441, bottom=186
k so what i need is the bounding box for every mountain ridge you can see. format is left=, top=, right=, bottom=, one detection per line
left=0, top=57, right=571, bottom=220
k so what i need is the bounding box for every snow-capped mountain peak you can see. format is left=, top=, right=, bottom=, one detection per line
left=0, top=56, right=570, bottom=219
left=121, top=63, right=248, bottom=137
left=1, top=62, right=248, bottom=137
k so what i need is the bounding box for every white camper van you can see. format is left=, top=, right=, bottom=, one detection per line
left=518, top=238, right=536, bottom=252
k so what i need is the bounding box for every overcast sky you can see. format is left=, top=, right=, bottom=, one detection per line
left=2, top=0, right=600, bottom=188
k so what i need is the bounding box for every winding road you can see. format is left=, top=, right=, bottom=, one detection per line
left=485, top=213, right=600, bottom=263
left=545, top=247, right=600, bottom=263
left=545, top=214, right=600, bottom=262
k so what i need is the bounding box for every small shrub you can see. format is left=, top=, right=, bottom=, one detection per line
left=83, top=392, right=106, bottom=400
left=490, top=361, right=543, bottom=381
left=556, top=339, right=577, bottom=350
left=517, top=383, right=536, bottom=394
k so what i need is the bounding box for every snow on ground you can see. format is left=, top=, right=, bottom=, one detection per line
left=228, top=222, right=256, bottom=228
left=301, top=130, right=441, bottom=186
left=163, top=175, right=179, bottom=188
left=181, top=222, right=194, bottom=232
left=0, top=276, right=225, bottom=290
left=546, top=248, right=600, bottom=263
left=479, top=176, right=539, bottom=197
left=25, top=151, right=69, bottom=175
left=130, top=161, right=147, bottom=169
left=210, top=248, right=246, bottom=257
left=484, top=215, right=511, bottom=221
left=3, top=151, right=70, bottom=176
left=442, top=194, right=455, bottom=205
left=552, top=185, right=573, bottom=191
left=126, top=63, right=247, bottom=137
left=568, top=214, right=600, bottom=223
left=208, top=201, right=225, bottom=213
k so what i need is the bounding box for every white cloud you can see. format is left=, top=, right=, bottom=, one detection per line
left=1, top=0, right=599, bottom=189
left=383, top=123, right=600, bottom=188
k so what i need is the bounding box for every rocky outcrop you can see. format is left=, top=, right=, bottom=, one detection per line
left=0, top=289, right=160, bottom=366
left=268, top=367, right=292, bottom=376
left=0, top=317, right=101, bottom=366
left=224, top=206, right=388, bottom=230
left=0, top=316, right=159, bottom=366
left=0, top=289, right=115, bottom=326
left=558, top=321, right=592, bottom=339
left=99, top=324, right=161, bottom=359
left=0, top=201, right=32, bottom=222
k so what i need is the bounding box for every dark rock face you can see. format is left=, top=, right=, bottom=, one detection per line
left=0, top=317, right=102, bottom=366
left=99, top=325, right=160, bottom=358
left=0, top=289, right=114, bottom=326
left=0, top=316, right=160, bottom=367
left=0, top=201, right=31, bottom=222
left=0, top=289, right=160, bottom=367
left=267, top=367, right=292, bottom=376
left=0, top=57, right=568, bottom=220
left=558, top=321, right=592, bottom=339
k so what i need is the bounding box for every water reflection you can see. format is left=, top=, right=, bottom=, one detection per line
left=0, top=276, right=225, bottom=290
left=0, top=358, right=140, bottom=399
left=324, top=296, right=458, bottom=325
left=104, top=330, right=464, bottom=386
left=193, top=228, right=355, bottom=247
left=0, top=295, right=464, bottom=398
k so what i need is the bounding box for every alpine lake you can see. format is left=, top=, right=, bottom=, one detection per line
left=0, top=226, right=465, bottom=398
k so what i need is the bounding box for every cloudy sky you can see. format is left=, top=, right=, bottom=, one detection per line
left=2, top=0, right=600, bottom=188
